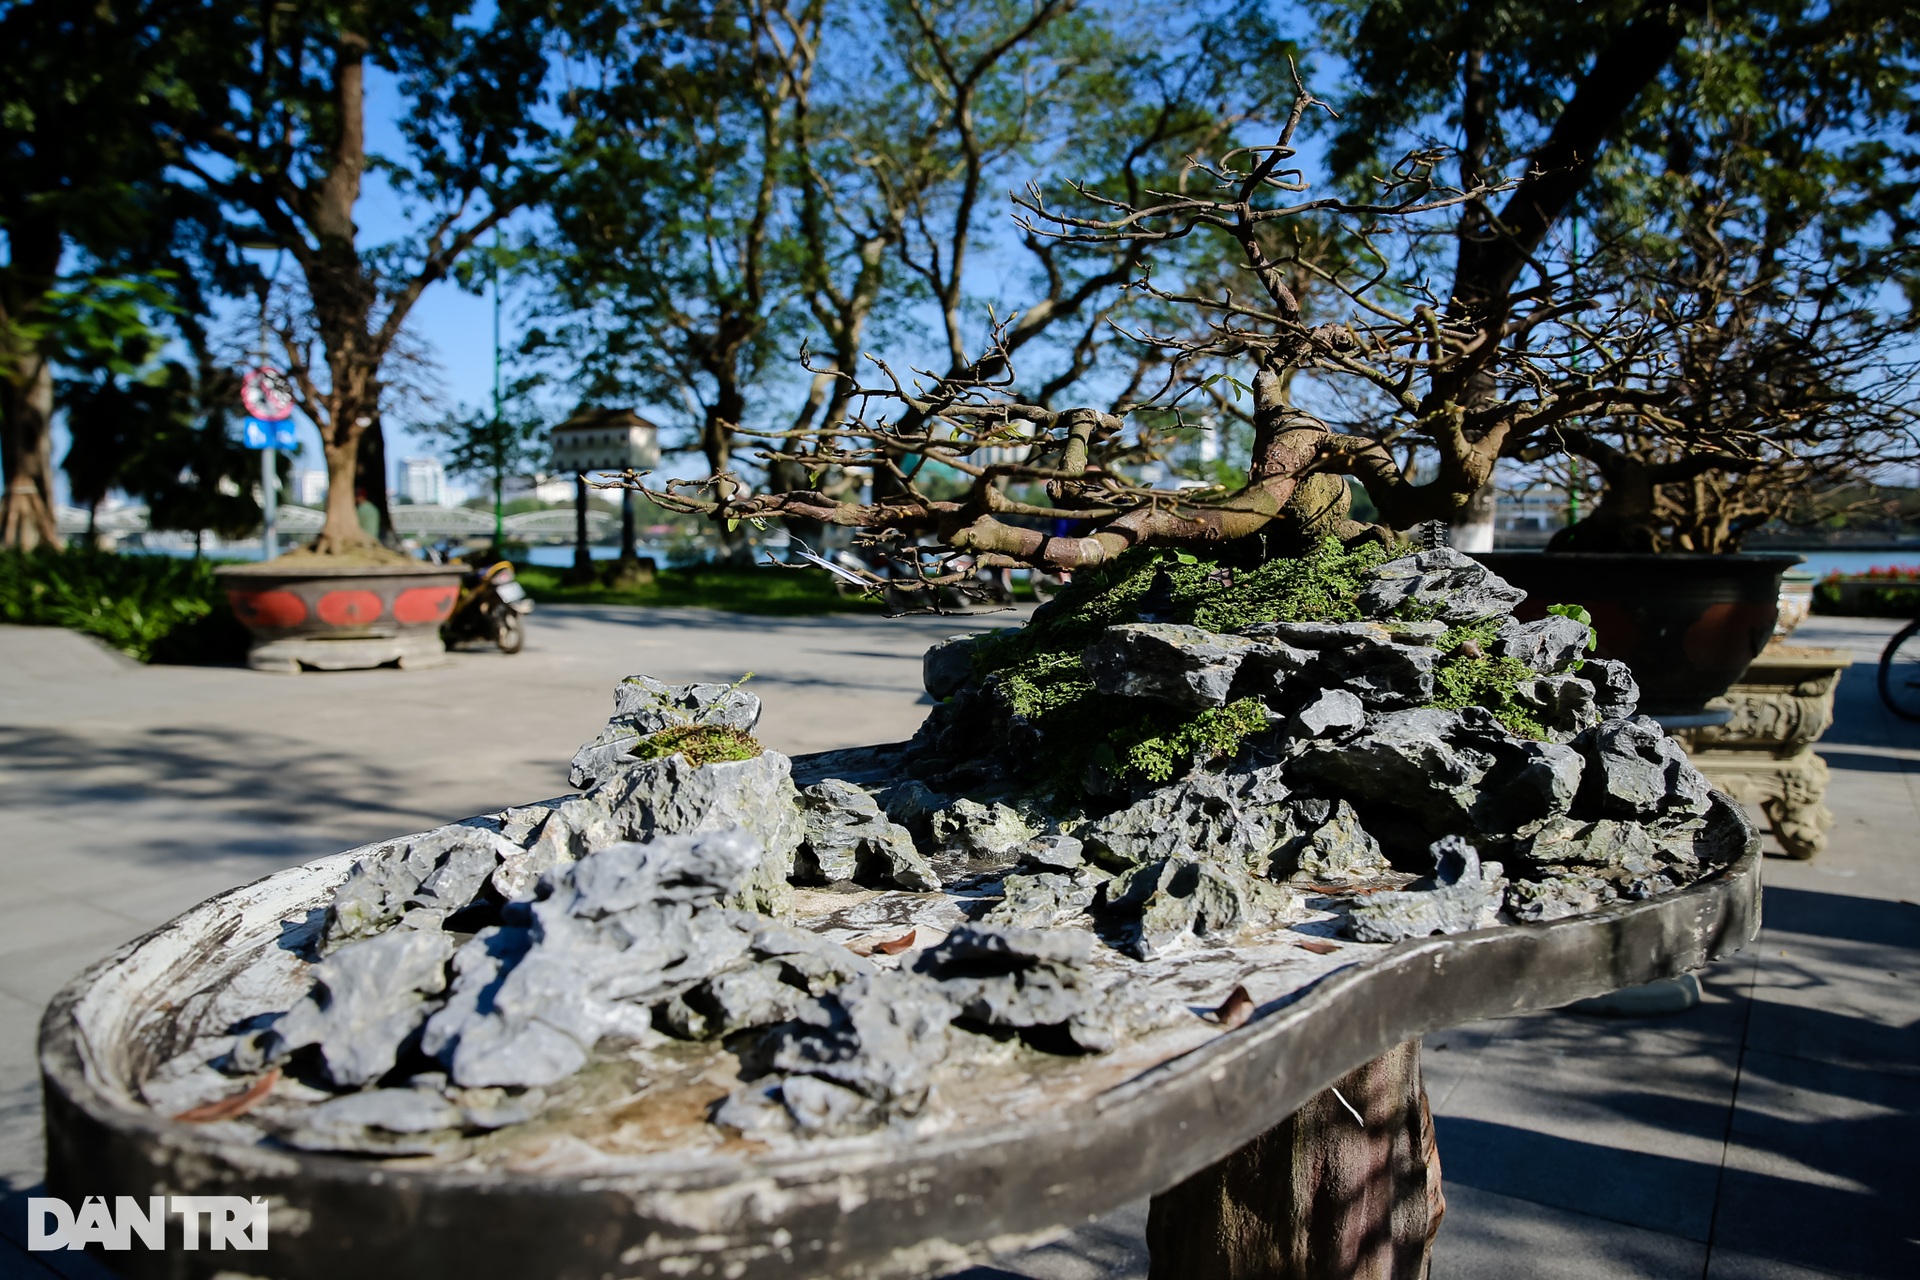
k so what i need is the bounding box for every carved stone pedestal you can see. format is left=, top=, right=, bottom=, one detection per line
left=1676, top=644, right=1847, bottom=859
left=1146, top=1041, right=1443, bottom=1280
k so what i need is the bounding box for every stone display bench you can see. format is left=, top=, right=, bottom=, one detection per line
left=1676, top=644, right=1847, bottom=859
left=39, top=787, right=1758, bottom=1280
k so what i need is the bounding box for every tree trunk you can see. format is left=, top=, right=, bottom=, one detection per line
left=1145, top=1041, right=1444, bottom=1280
left=1448, top=479, right=1497, bottom=553
left=354, top=415, right=395, bottom=545
left=571, top=473, right=593, bottom=582
left=317, top=420, right=375, bottom=553
left=1, top=356, right=61, bottom=552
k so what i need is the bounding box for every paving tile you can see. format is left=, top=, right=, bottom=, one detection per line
left=1737, top=892, right=1920, bottom=1078
left=1431, top=1182, right=1706, bottom=1279
left=1431, top=1114, right=1722, bottom=1241
left=1708, top=1243, right=1885, bottom=1280
left=1708, top=1049, right=1920, bottom=1279
left=0, top=931, right=148, bottom=1011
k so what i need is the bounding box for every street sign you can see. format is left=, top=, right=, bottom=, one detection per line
left=243, top=417, right=299, bottom=450
left=241, top=367, right=295, bottom=421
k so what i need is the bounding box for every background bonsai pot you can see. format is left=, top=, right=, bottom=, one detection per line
left=216, top=558, right=463, bottom=672
left=1472, top=552, right=1801, bottom=721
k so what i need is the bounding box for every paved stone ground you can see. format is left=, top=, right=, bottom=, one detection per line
left=1, top=609, right=1913, bottom=1278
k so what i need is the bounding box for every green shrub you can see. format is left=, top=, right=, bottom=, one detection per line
left=0, top=547, right=249, bottom=663
left=1812, top=575, right=1920, bottom=618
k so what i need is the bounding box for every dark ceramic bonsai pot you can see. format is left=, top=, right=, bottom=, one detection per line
left=1472, top=552, right=1802, bottom=721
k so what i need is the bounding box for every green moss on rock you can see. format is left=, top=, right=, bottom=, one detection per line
left=632, top=724, right=765, bottom=767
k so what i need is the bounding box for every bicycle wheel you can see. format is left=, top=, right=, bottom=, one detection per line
left=1878, top=620, right=1920, bottom=721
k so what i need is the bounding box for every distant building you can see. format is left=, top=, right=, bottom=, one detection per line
left=549, top=408, right=661, bottom=476
left=400, top=456, right=446, bottom=506
left=292, top=469, right=329, bottom=507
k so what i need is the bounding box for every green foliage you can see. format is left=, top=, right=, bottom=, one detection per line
left=1113, top=698, right=1272, bottom=786
left=1546, top=603, right=1598, bottom=653
left=631, top=723, right=764, bottom=767
left=0, top=548, right=247, bottom=663
left=513, top=562, right=886, bottom=617
left=1812, top=576, right=1920, bottom=618
left=1432, top=649, right=1545, bottom=740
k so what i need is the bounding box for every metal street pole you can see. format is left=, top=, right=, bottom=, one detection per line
left=492, top=226, right=504, bottom=550
left=257, top=253, right=284, bottom=560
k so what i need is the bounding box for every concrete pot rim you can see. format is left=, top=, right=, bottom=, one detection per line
left=215, top=559, right=464, bottom=581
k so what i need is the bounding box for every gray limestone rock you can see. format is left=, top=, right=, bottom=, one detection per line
left=984, top=871, right=1100, bottom=928
left=1345, top=835, right=1507, bottom=943
left=1356, top=549, right=1527, bottom=625
left=326, top=823, right=514, bottom=948
left=568, top=676, right=764, bottom=790
left=1020, top=833, right=1086, bottom=871
left=1080, top=764, right=1292, bottom=871
left=567, top=723, right=645, bottom=791
left=1237, top=621, right=1433, bottom=708
left=1293, top=706, right=1583, bottom=838
left=915, top=924, right=1116, bottom=1051
left=1577, top=717, right=1714, bottom=822
left=269, top=929, right=457, bottom=1087
left=662, top=959, right=812, bottom=1040
left=1239, top=619, right=1395, bottom=650
left=757, top=969, right=955, bottom=1121
left=923, top=635, right=982, bottom=700
left=1514, top=674, right=1602, bottom=741
left=1315, top=639, right=1437, bottom=709
left=931, top=798, right=1038, bottom=868
left=796, top=779, right=939, bottom=890
left=1105, top=857, right=1276, bottom=959
left=613, top=674, right=763, bottom=734
left=1284, top=799, right=1391, bottom=884
left=1231, top=638, right=1316, bottom=702
left=1494, top=615, right=1594, bottom=674
left=492, top=808, right=581, bottom=902
left=1506, top=875, right=1609, bottom=923
left=285, top=1088, right=464, bottom=1155
left=1382, top=619, right=1449, bottom=645
left=421, top=831, right=767, bottom=1089
left=1582, top=658, right=1641, bottom=721
left=1291, top=688, right=1367, bottom=739
left=879, top=778, right=951, bottom=844
left=1083, top=623, right=1255, bottom=709
left=595, top=751, right=804, bottom=915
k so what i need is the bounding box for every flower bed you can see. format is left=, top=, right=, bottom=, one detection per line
left=1812, top=567, right=1920, bottom=617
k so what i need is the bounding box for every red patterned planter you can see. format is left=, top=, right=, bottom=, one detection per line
left=216, top=560, right=463, bottom=672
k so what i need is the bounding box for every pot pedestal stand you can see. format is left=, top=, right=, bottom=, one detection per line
left=243, top=631, right=451, bottom=673
left=1148, top=1040, right=1443, bottom=1280
left=1676, top=643, right=1847, bottom=859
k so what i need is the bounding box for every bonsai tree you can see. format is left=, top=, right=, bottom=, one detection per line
left=1309, top=0, right=1920, bottom=555
left=610, top=83, right=1709, bottom=585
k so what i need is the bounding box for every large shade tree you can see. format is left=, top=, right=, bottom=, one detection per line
left=524, top=0, right=1297, bottom=554
left=1311, top=0, right=1920, bottom=551
left=142, top=0, right=615, bottom=556
left=0, top=1, right=211, bottom=550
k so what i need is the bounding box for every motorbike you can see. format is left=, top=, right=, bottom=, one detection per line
left=443, top=560, right=533, bottom=653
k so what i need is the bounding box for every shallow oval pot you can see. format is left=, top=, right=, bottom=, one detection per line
left=38, top=800, right=1760, bottom=1280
